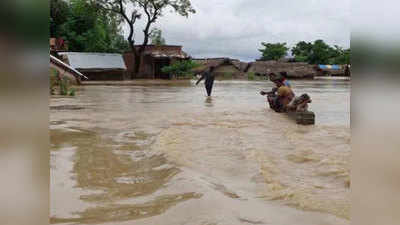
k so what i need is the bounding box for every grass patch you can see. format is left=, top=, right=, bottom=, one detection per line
left=247, top=72, right=256, bottom=80
left=50, top=68, right=77, bottom=96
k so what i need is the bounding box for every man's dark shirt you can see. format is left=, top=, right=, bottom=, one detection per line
left=196, top=70, right=215, bottom=96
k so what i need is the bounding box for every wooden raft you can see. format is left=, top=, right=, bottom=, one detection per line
left=287, top=111, right=315, bottom=125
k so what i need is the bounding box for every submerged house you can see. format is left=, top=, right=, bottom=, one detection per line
left=58, top=52, right=127, bottom=81
left=246, top=61, right=317, bottom=79
left=123, top=45, right=189, bottom=79
left=192, top=58, right=246, bottom=79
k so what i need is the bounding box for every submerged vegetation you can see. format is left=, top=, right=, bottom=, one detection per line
left=221, top=72, right=233, bottom=80
left=247, top=72, right=258, bottom=80
left=50, top=69, right=77, bottom=96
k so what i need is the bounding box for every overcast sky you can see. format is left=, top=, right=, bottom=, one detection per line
left=126, top=0, right=350, bottom=62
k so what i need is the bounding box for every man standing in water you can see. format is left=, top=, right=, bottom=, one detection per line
left=196, top=66, right=216, bottom=97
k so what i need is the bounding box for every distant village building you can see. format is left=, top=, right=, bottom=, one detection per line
left=315, top=64, right=350, bottom=77
left=246, top=61, right=317, bottom=79
left=58, top=52, right=127, bottom=81
left=123, top=45, right=189, bottom=79
left=192, top=58, right=246, bottom=79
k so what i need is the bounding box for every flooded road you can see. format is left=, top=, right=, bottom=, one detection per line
left=50, top=79, right=350, bottom=225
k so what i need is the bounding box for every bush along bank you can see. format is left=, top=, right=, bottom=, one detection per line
left=50, top=69, right=77, bottom=96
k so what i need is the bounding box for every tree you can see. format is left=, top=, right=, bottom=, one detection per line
left=291, top=40, right=350, bottom=65
left=291, top=41, right=313, bottom=62
left=307, top=40, right=336, bottom=64
left=50, top=0, right=129, bottom=53
left=50, top=0, right=71, bottom=37
left=258, top=42, right=289, bottom=61
left=330, top=46, right=351, bottom=65
left=95, top=0, right=196, bottom=78
left=150, top=28, right=166, bottom=45
left=161, top=60, right=199, bottom=79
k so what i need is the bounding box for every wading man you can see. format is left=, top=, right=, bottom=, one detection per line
left=196, top=66, right=216, bottom=97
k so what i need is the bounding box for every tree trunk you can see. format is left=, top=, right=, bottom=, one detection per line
left=133, top=53, right=141, bottom=78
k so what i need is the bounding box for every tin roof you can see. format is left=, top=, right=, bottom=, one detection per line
left=50, top=55, right=88, bottom=81
left=59, top=52, right=127, bottom=70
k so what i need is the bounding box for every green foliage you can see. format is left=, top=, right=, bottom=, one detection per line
left=50, top=69, right=77, bottom=96
left=221, top=72, right=233, bottom=79
left=50, top=69, right=59, bottom=95
left=95, top=0, right=196, bottom=48
left=59, top=77, right=70, bottom=96
left=291, top=41, right=313, bottom=62
left=330, top=46, right=351, bottom=65
left=247, top=72, right=256, bottom=80
left=291, top=40, right=350, bottom=65
left=161, top=60, right=199, bottom=79
left=69, top=88, right=76, bottom=96
left=294, top=55, right=308, bottom=63
left=135, top=0, right=196, bottom=17
left=150, top=28, right=166, bottom=46
left=308, top=40, right=336, bottom=64
left=50, top=0, right=129, bottom=53
left=50, top=0, right=70, bottom=37
left=258, top=42, right=289, bottom=61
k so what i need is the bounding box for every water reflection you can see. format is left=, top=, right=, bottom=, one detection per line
left=50, top=128, right=185, bottom=224
left=204, top=96, right=214, bottom=107
left=51, top=192, right=202, bottom=224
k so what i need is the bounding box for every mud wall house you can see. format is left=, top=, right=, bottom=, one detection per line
left=58, top=52, right=127, bottom=81
left=192, top=58, right=246, bottom=79
left=123, top=45, right=189, bottom=79
left=232, top=60, right=251, bottom=73
left=246, top=61, right=317, bottom=79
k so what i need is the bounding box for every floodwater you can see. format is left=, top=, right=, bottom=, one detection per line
left=50, top=78, right=350, bottom=225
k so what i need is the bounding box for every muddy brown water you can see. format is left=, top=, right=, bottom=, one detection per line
left=50, top=79, right=350, bottom=225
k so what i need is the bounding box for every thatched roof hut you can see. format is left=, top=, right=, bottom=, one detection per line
left=246, top=61, right=317, bottom=79
left=191, top=58, right=247, bottom=79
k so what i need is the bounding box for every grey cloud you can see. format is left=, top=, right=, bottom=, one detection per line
left=125, top=0, right=350, bottom=61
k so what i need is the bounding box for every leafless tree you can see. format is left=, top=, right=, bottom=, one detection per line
left=94, top=0, right=195, bottom=78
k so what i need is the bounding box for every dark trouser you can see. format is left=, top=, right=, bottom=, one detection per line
left=267, top=95, right=283, bottom=112
left=205, top=77, right=215, bottom=96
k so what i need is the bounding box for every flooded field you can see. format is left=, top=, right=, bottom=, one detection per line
left=50, top=79, right=350, bottom=225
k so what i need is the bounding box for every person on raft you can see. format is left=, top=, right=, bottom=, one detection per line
left=278, top=71, right=291, bottom=87
left=286, top=93, right=312, bottom=112
left=261, top=73, right=312, bottom=112
left=260, top=73, right=294, bottom=112
left=196, top=66, right=216, bottom=97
